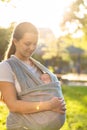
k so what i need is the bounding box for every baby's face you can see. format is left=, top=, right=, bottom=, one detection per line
left=41, top=74, right=51, bottom=83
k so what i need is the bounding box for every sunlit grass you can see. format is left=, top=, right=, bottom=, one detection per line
left=0, top=102, right=8, bottom=130
left=61, top=86, right=87, bottom=130
left=0, top=86, right=87, bottom=130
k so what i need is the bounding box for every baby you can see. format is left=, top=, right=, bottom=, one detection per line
left=40, top=73, right=51, bottom=83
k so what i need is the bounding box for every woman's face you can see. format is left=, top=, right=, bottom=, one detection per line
left=14, top=32, right=38, bottom=59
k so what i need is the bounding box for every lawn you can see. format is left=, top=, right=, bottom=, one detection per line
left=0, top=85, right=87, bottom=130
left=0, top=102, right=8, bottom=130
left=61, top=85, right=87, bottom=130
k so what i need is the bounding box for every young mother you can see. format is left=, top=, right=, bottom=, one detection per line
left=0, top=22, right=66, bottom=130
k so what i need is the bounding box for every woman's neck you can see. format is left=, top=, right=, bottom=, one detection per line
left=14, top=53, right=29, bottom=61
left=14, top=54, right=33, bottom=66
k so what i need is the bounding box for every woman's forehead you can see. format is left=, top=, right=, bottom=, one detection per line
left=23, top=32, right=38, bottom=38
left=21, top=32, right=38, bottom=42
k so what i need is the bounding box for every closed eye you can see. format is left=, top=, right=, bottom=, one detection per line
left=25, top=42, right=31, bottom=46
left=25, top=42, right=37, bottom=46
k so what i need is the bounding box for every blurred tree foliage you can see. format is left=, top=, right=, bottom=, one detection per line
left=0, top=0, right=11, bottom=2
left=60, top=0, right=87, bottom=34
left=0, top=23, right=15, bottom=61
left=60, top=0, right=87, bottom=50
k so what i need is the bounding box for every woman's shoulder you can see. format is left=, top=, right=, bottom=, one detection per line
left=0, top=60, right=13, bottom=73
left=0, top=60, right=14, bottom=82
left=0, top=60, right=11, bottom=69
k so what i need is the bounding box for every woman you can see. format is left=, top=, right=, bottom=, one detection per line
left=0, top=22, right=66, bottom=130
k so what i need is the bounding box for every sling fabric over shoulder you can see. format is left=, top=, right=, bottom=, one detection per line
left=6, top=56, right=66, bottom=130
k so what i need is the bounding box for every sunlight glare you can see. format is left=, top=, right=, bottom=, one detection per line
left=0, top=0, right=74, bottom=37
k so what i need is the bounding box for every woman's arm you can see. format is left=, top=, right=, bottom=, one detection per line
left=0, top=81, right=51, bottom=114
left=0, top=81, right=66, bottom=114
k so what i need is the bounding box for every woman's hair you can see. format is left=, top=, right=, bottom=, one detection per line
left=4, top=22, right=38, bottom=59
left=0, top=92, right=4, bottom=102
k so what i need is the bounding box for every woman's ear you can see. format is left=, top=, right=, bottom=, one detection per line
left=13, top=38, right=17, bottom=46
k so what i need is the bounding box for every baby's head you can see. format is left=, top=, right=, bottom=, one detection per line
left=40, top=73, right=51, bottom=83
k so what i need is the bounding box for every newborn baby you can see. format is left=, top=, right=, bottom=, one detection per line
left=40, top=73, right=51, bottom=83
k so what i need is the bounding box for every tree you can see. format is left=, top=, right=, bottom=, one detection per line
left=59, top=0, right=87, bottom=52
left=60, top=0, right=87, bottom=38
left=0, top=22, right=15, bottom=61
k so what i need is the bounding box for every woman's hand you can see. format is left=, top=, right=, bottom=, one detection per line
left=50, top=97, right=66, bottom=114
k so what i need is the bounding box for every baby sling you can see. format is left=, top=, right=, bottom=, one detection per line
left=6, top=56, right=66, bottom=130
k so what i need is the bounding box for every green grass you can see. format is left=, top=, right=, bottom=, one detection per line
left=0, top=85, right=87, bottom=130
left=61, top=85, right=87, bottom=130
left=0, top=102, right=8, bottom=130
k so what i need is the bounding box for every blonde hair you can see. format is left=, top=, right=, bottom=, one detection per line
left=4, top=22, right=38, bottom=59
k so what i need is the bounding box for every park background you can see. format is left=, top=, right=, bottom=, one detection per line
left=0, top=0, right=87, bottom=130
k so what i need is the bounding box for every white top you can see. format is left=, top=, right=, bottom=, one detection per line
left=0, top=56, right=42, bottom=92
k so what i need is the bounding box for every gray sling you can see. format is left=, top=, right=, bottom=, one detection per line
left=6, top=56, right=66, bottom=130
